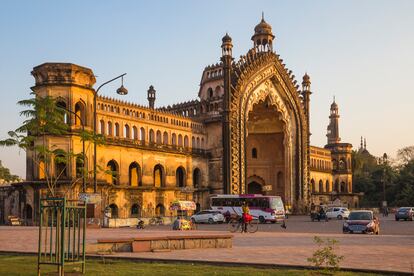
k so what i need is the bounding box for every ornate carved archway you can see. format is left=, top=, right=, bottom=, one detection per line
left=224, top=50, right=309, bottom=208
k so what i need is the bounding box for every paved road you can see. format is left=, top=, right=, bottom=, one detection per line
left=1, top=215, right=413, bottom=273
left=152, top=215, right=414, bottom=235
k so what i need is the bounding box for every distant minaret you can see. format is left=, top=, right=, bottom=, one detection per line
left=147, top=85, right=156, bottom=109
left=326, top=97, right=341, bottom=144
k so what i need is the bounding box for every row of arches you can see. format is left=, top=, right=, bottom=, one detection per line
left=105, top=160, right=202, bottom=188
left=99, top=121, right=205, bottom=149
left=108, top=203, right=167, bottom=218
left=310, top=179, right=349, bottom=193
left=310, top=158, right=331, bottom=171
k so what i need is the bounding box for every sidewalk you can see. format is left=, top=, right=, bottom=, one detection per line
left=1, top=226, right=413, bottom=273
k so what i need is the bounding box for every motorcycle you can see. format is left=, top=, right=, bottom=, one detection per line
left=310, top=211, right=329, bottom=222
left=136, top=219, right=145, bottom=229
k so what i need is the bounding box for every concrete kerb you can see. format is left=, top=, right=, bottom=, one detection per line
left=0, top=251, right=410, bottom=276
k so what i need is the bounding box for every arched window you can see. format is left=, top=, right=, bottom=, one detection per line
left=106, top=160, right=119, bottom=185
left=340, top=182, right=347, bottom=193
left=191, top=137, right=195, bottom=148
left=149, top=129, right=155, bottom=143
left=184, top=136, right=189, bottom=147
left=129, top=162, right=141, bottom=186
left=155, top=204, right=165, bottom=217
left=339, top=158, right=346, bottom=170
left=252, top=148, right=258, bottom=159
left=201, top=138, right=205, bottom=149
left=133, top=126, right=138, bottom=140
left=124, top=124, right=130, bottom=139
left=38, top=158, right=46, bottom=180
left=276, top=171, right=284, bottom=191
left=56, top=101, right=68, bottom=124
left=319, top=180, right=324, bottom=193
left=54, top=152, right=67, bottom=178
left=163, top=131, right=168, bottom=145
left=310, top=179, right=315, bottom=193
left=154, top=164, right=165, bottom=187
left=215, top=85, right=221, bottom=97
left=335, top=180, right=340, bottom=193
left=114, top=123, right=120, bottom=137
left=178, top=134, right=183, bottom=146
left=74, top=101, right=86, bottom=126
left=75, top=155, right=84, bottom=178
left=107, top=122, right=113, bottom=136
left=140, top=127, right=145, bottom=141
left=207, top=87, right=213, bottom=99
left=100, top=120, right=105, bottom=134
left=172, top=133, right=177, bottom=145
left=193, top=168, right=201, bottom=188
left=156, top=130, right=162, bottom=144
left=131, top=203, right=141, bottom=218
left=25, top=204, right=33, bottom=220
left=332, top=159, right=338, bottom=170
left=109, top=204, right=118, bottom=218
left=325, top=180, right=330, bottom=193
left=196, top=137, right=200, bottom=148
left=176, top=166, right=186, bottom=187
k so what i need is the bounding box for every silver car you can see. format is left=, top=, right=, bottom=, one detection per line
left=191, top=210, right=225, bottom=224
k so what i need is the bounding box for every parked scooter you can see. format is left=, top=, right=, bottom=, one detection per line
left=310, top=205, right=329, bottom=222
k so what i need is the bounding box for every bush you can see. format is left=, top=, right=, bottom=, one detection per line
left=307, top=236, right=344, bottom=272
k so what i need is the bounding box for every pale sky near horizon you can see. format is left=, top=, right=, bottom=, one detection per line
left=0, top=1, right=413, bottom=178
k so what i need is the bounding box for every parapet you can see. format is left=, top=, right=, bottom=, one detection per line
left=31, top=62, right=96, bottom=89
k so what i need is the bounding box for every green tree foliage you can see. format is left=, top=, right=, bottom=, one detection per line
left=0, top=93, right=104, bottom=196
left=0, top=160, right=19, bottom=182
left=352, top=146, right=414, bottom=207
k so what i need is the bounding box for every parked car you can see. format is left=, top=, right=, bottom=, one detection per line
left=343, top=210, right=379, bottom=235
left=326, top=207, right=350, bottom=220
left=395, top=207, right=414, bottom=221
left=191, top=210, right=225, bottom=224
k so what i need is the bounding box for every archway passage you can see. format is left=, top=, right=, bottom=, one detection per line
left=247, top=181, right=262, bottom=194
left=246, top=98, right=287, bottom=198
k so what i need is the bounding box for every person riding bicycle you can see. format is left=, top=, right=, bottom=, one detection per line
left=241, top=202, right=252, bottom=232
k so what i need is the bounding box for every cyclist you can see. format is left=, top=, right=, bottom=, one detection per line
left=241, top=201, right=252, bottom=232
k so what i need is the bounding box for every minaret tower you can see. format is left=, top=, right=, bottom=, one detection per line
left=251, top=13, right=275, bottom=52
left=221, top=32, right=233, bottom=194
left=326, top=97, right=341, bottom=144
left=302, top=73, right=312, bottom=128
left=147, top=85, right=156, bottom=109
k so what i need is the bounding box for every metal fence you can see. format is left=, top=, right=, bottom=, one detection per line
left=37, top=197, right=86, bottom=276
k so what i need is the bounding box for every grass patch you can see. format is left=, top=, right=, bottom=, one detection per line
left=0, top=254, right=381, bottom=276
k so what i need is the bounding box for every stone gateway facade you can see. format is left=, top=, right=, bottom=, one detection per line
left=0, top=18, right=359, bottom=225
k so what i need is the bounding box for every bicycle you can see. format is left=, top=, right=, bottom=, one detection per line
left=149, top=216, right=164, bottom=226
left=228, top=216, right=258, bottom=233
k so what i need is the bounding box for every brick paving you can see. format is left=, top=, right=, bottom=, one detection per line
left=1, top=224, right=414, bottom=273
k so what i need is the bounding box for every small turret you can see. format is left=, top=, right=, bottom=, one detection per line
left=326, top=97, right=341, bottom=144
left=251, top=13, right=275, bottom=52
left=147, top=85, right=156, bottom=109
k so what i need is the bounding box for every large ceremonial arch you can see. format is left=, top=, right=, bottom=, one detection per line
left=224, top=50, right=310, bottom=209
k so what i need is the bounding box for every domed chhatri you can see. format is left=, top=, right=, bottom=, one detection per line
left=302, top=73, right=311, bottom=85
left=251, top=13, right=275, bottom=52
left=222, top=32, right=232, bottom=43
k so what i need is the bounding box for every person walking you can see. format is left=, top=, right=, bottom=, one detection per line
left=241, top=201, right=251, bottom=233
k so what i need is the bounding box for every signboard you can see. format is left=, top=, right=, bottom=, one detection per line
left=169, top=200, right=196, bottom=211
left=79, top=193, right=102, bottom=204
left=263, top=185, right=272, bottom=192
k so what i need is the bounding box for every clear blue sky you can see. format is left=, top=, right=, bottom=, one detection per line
left=1, top=1, right=413, bottom=178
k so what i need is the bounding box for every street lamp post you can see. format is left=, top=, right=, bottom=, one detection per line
left=93, top=73, right=127, bottom=193
left=58, top=106, right=86, bottom=192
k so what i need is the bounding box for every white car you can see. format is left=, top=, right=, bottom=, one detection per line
left=191, top=210, right=225, bottom=224
left=326, top=207, right=350, bottom=220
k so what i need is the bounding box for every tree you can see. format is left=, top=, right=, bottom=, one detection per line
left=0, top=160, right=19, bottom=182
left=397, top=146, right=414, bottom=165
left=0, top=93, right=104, bottom=196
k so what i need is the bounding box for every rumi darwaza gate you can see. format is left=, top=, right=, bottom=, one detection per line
left=1, top=17, right=359, bottom=225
